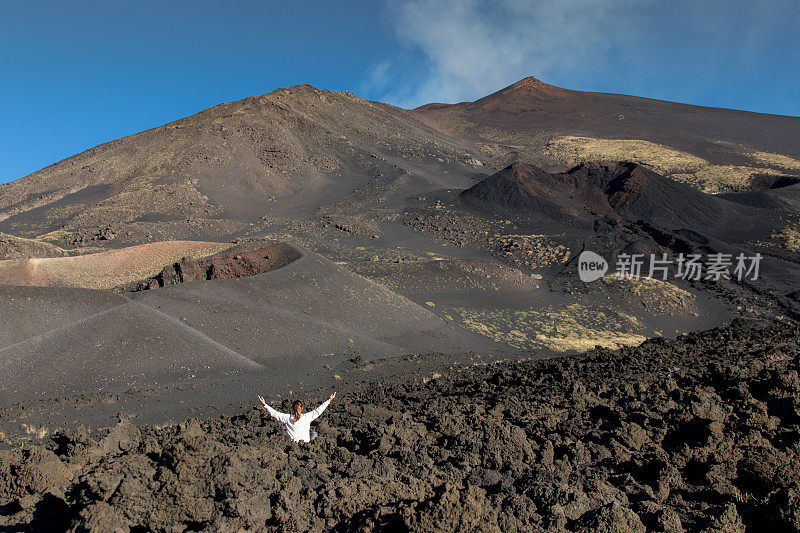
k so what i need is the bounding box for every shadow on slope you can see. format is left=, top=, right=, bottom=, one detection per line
left=0, top=245, right=498, bottom=406
left=460, top=161, right=769, bottom=234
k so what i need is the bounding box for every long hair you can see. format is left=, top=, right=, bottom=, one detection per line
left=292, top=400, right=302, bottom=421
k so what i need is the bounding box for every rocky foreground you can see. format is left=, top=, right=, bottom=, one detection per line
left=1, top=320, right=799, bottom=532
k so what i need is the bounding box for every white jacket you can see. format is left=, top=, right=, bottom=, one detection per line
left=264, top=400, right=330, bottom=442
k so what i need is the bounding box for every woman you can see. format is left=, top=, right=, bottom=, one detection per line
left=258, top=392, right=336, bottom=442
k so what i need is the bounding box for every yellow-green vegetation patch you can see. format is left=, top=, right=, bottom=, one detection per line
left=773, top=225, right=800, bottom=252
left=599, top=274, right=697, bottom=315
left=670, top=165, right=784, bottom=193
left=545, top=135, right=788, bottom=193
left=488, top=234, right=571, bottom=269
left=545, top=136, right=707, bottom=175
left=453, top=303, right=646, bottom=352
left=37, top=229, right=72, bottom=244
left=748, top=150, right=800, bottom=171
left=0, top=232, right=68, bottom=260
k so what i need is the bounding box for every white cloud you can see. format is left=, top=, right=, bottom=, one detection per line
left=375, top=0, right=646, bottom=108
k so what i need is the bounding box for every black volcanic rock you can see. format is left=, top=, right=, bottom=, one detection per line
left=2, top=320, right=799, bottom=531
left=459, top=162, right=578, bottom=219
left=461, top=161, right=753, bottom=231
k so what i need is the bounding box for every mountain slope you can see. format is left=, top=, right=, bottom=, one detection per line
left=2, top=77, right=800, bottom=444
left=3, top=77, right=800, bottom=247
left=461, top=161, right=763, bottom=231
left=0, top=246, right=498, bottom=403
left=0, top=85, right=481, bottom=241
left=414, top=77, right=800, bottom=190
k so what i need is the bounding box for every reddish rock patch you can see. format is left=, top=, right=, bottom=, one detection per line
left=124, top=241, right=301, bottom=291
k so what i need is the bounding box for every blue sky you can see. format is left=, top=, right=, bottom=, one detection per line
left=1, top=0, right=798, bottom=184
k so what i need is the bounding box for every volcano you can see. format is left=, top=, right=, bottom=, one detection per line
left=414, top=76, right=800, bottom=162
left=2, top=76, right=800, bottom=532
left=461, top=160, right=756, bottom=231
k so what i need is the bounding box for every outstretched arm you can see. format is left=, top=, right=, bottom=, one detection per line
left=310, top=392, right=336, bottom=421
left=258, top=395, right=291, bottom=424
